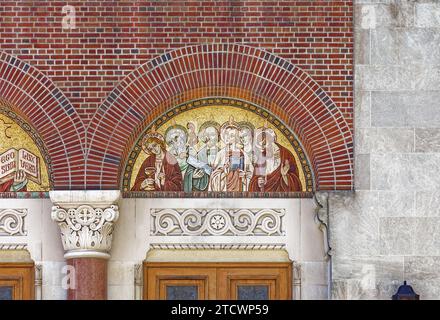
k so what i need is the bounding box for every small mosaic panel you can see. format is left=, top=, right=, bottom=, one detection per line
left=123, top=98, right=313, bottom=197
left=166, top=285, right=198, bottom=300
left=0, top=108, right=52, bottom=193
left=0, top=286, right=13, bottom=300
left=237, top=285, right=269, bottom=300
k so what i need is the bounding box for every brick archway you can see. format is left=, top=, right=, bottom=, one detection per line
left=88, top=44, right=353, bottom=190
left=0, top=52, right=85, bottom=189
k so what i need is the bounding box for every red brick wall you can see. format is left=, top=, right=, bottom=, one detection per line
left=0, top=1, right=353, bottom=190
left=0, top=0, right=353, bottom=122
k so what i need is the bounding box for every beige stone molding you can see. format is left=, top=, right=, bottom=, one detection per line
left=146, top=249, right=291, bottom=262
left=0, top=248, right=32, bottom=262
left=149, top=243, right=286, bottom=250
left=0, top=243, right=27, bottom=250
left=0, top=208, right=27, bottom=236
left=134, top=263, right=143, bottom=301
left=293, top=262, right=302, bottom=300
left=50, top=191, right=120, bottom=259
left=314, top=192, right=331, bottom=259
left=35, top=264, right=43, bottom=300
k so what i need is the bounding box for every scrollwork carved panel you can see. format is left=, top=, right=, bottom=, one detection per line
left=0, top=209, right=27, bottom=236
left=151, top=208, right=285, bottom=236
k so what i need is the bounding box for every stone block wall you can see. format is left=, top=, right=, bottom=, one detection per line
left=330, top=0, right=440, bottom=299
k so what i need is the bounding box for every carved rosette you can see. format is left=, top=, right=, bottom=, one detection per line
left=51, top=204, right=119, bottom=259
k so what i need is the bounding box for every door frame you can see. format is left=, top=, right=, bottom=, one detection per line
left=143, top=261, right=292, bottom=300
left=0, top=262, right=35, bottom=300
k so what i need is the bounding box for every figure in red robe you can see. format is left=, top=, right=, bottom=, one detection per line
left=131, top=132, right=183, bottom=192
left=0, top=170, right=28, bottom=192
left=249, top=129, right=301, bottom=192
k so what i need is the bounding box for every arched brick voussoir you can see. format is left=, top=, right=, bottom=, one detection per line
left=0, top=52, right=86, bottom=189
left=89, top=44, right=354, bottom=191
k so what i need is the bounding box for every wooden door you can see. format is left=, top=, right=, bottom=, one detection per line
left=143, top=262, right=292, bottom=300
left=217, top=263, right=291, bottom=300
left=0, top=263, right=35, bottom=300
left=144, top=263, right=217, bottom=300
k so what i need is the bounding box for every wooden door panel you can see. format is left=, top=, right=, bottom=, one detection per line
left=159, top=279, right=206, bottom=300
left=144, top=264, right=217, bottom=300
left=216, top=264, right=291, bottom=300
left=144, top=262, right=292, bottom=300
left=230, top=279, right=276, bottom=300
left=0, top=278, right=21, bottom=300
left=0, top=263, right=34, bottom=300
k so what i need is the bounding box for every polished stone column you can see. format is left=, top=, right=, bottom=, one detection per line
left=50, top=191, right=120, bottom=300
left=67, top=258, right=108, bottom=300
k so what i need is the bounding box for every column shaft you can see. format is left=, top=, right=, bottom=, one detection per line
left=67, top=258, right=107, bottom=300
left=50, top=190, right=120, bottom=300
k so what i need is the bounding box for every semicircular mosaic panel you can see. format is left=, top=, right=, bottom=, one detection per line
left=122, top=98, right=313, bottom=197
left=0, top=107, right=52, bottom=193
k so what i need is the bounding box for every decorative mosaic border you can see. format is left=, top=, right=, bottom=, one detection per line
left=0, top=105, right=54, bottom=194
left=122, top=97, right=314, bottom=197
left=0, top=192, right=49, bottom=199
left=123, top=191, right=313, bottom=198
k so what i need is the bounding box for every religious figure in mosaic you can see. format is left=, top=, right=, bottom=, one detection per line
left=0, top=170, right=28, bottom=192
left=125, top=103, right=311, bottom=193
left=0, top=114, right=48, bottom=192
left=210, top=117, right=252, bottom=192
left=186, top=122, right=198, bottom=155
left=183, top=122, right=219, bottom=192
left=249, top=127, right=301, bottom=192
left=131, top=130, right=183, bottom=191
left=238, top=122, right=255, bottom=191
left=165, top=125, right=189, bottom=175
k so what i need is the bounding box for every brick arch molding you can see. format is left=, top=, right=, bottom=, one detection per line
left=0, top=51, right=85, bottom=189
left=88, top=44, right=353, bottom=191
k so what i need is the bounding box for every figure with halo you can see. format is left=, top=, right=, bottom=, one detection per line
left=249, top=125, right=301, bottom=192
left=131, top=128, right=183, bottom=191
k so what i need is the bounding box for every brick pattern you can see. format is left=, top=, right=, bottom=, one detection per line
left=0, top=52, right=84, bottom=188
left=90, top=44, right=353, bottom=190
left=0, top=1, right=353, bottom=191
left=0, top=1, right=353, bottom=123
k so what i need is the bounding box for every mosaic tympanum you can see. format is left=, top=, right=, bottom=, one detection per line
left=0, top=111, right=50, bottom=192
left=123, top=99, right=313, bottom=195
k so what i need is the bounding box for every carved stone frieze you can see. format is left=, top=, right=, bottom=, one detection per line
left=0, top=243, right=27, bottom=250
left=151, top=208, right=285, bottom=236
left=149, top=243, right=286, bottom=250
left=0, top=208, right=27, bottom=236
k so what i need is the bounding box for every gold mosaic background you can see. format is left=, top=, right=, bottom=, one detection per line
left=0, top=113, right=50, bottom=191
left=129, top=104, right=308, bottom=191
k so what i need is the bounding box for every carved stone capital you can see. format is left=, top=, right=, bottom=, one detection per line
left=50, top=191, right=120, bottom=259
